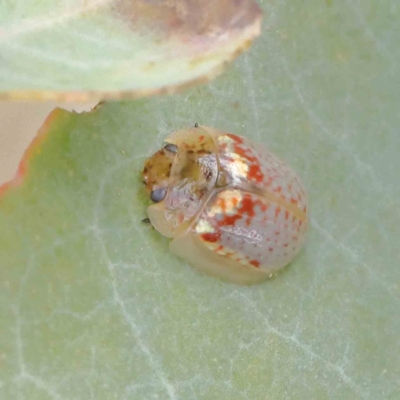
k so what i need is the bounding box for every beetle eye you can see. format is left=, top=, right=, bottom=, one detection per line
left=163, top=143, right=178, bottom=153
left=150, top=187, right=167, bottom=203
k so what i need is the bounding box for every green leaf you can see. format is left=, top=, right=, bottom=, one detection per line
left=1, top=0, right=399, bottom=399
left=0, top=0, right=261, bottom=101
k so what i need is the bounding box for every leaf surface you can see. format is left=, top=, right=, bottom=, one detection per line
left=1, top=1, right=399, bottom=399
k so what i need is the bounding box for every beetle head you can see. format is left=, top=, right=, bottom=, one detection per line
left=142, top=126, right=219, bottom=238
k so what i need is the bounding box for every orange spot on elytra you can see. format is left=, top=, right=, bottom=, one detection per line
left=290, top=197, right=297, bottom=204
left=248, top=163, right=264, bottom=183
left=226, top=134, right=244, bottom=144
left=250, top=260, right=260, bottom=268
left=216, top=196, right=227, bottom=210
left=239, top=195, right=256, bottom=217
left=220, top=214, right=242, bottom=226
left=284, top=210, right=290, bottom=220
left=218, top=194, right=261, bottom=227
left=274, top=206, right=281, bottom=222
left=199, top=135, right=205, bottom=141
left=201, top=232, right=221, bottom=243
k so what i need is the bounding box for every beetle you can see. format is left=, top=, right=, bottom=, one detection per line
left=142, top=125, right=308, bottom=285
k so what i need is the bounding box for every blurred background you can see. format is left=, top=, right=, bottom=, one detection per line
left=0, top=101, right=98, bottom=185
